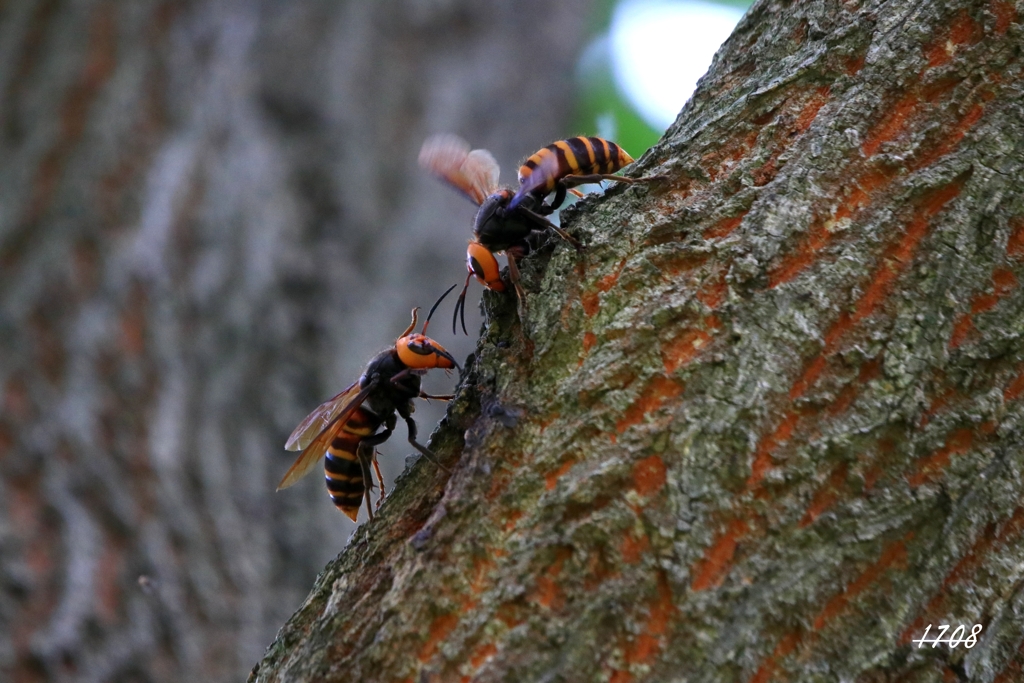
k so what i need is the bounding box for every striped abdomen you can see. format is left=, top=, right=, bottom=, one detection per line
left=324, top=406, right=380, bottom=521
left=517, top=137, right=634, bottom=196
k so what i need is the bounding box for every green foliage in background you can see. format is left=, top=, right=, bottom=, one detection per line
left=573, top=0, right=753, bottom=158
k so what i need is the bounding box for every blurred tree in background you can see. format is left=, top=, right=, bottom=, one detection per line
left=0, top=1, right=587, bottom=681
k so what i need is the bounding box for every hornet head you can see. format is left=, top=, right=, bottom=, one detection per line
left=396, top=284, right=460, bottom=370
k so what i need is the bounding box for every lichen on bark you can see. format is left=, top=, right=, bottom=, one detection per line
left=253, top=0, right=1024, bottom=681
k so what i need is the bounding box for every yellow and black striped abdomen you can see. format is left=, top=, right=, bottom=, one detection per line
left=518, top=137, right=634, bottom=195
left=324, top=406, right=379, bottom=521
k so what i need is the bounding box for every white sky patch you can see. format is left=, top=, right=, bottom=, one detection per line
left=611, top=0, right=746, bottom=130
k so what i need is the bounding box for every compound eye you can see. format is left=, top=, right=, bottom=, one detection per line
left=468, top=255, right=487, bottom=282
left=407, top=340, right=432, bottom=356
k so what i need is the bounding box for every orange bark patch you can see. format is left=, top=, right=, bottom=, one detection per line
left=993, top=655, right=1024, bottom=683
left=751, top=158, right=779, bottom=187
left=583, top=550, right=620, bottom=591
left=654, top=250, right=713, bottom=278
left=581, top=290, right=600, bottom=317
left=544, top=460, right=574, bottom=490
left=950, top=267, right=1018, bottom=348
left=531, top=548, right=571, bottom=610
left=917, top=102, right=986, bottom=168
left=799, top=462, right=849, bottom=527
left=632, top=455, right=668, bottom=497
left=581, top=257, right=629, bottom=317
left=496, top=602, right=523, bottom=629
left=691, top=518, right=749, bottom=591
left=610, top=572, right=676, bottom=682
left=620, top=530, right=651, bottom=564
left=582, top=331, right=597, bottom=354
left=702, top=129, right=760, bottom=180
left=924, top=10, right=982, bottom=68
left=532, top=576, right=560, bottom=609
left=419, top=613, right=460, bottom=662
left=696, top=270, right=728, bottom=308
left=769, top=168, right=893, bottom=288
left=907, top=428, right=975, bottom=487
left=616, top=377, right=684, bottom=434
left=0, top=424, right=12, bottom=461
left=1004, top=367, right=1024, bottom=402
left=748, top=410, right=800, bottom=489
left=94, top=535, right=124, bottom=624
left=862, top=90, right=921, bottom=157
left=749, top=87, right=830, bottom=188
left=812, top=534, right=912, bottom=631
left=769, top=217, right=834, bottom=288
left=3, top=377, right=32, bottom=422
left=661, top=315, right=721, bottom=373
left=1007, top=217, right=1024, bottom=257
left=486, top=469, right=511, bottom=502
left=948, top=315, right=976, bottom=349
left=537, top=411, right=559, bottom=433
left=974, top=268, right=1018, bottom=312
left=626, top=572, right=675, bottom=664
left=795, top=87, right=831, bottom=133
left=991, top=0, right=1017, bottom=34
left=704, top=213, right=747, bottom=240
left=598, top=258, right=628, bottom=292
left=503, top=509, right=523, bottom=532
left=827, top=357, right=882, bottom=417
left=470, top=642, right=497, bottom=668
left=919, top=385, right=957, bottom=427
left=120, top=286, right=148, bottom=356
left=750, top=631, right=803, bottom=683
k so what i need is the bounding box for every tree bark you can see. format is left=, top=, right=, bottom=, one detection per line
left=251, top=0, right=1024, bottom=681
left=0, top=2, right=586, bottom=682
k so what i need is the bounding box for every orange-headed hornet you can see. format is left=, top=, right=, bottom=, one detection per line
left=277, top=286, right=459, bottom=522
left=420, top=134, right=649, bottom=333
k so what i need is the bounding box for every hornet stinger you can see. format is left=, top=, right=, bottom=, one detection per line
left=277, top=285, right=459, bottom=522
left=420, top=134, right=658, bottom=333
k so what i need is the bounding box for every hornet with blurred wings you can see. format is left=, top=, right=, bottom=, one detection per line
left=420, top=134, right=654, bottom=333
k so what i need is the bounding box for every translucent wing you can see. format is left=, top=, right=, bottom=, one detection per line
left=284, top=381, right=360, bottom=451
left=277, top=382, right=373, bottom=490
left=276, top=420, right=340, bottom=491
left=419, top=134, right=500, bottom=206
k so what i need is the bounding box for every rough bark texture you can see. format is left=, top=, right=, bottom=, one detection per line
left=0, top=2, right=586, bottom=682
left=252, top=0, right=1024, bottom=681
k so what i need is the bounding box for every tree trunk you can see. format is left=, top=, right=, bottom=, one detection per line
left=0, top=2, right=587, bottom=682
left=251, top=0, right=1024, bottom=681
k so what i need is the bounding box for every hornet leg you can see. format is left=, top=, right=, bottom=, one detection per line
left=518, top=207, right=582, bottom=251
left=356, top=442, right=376, bottom=521
left=357, top=417, right=395, bottom=519
left=402, top=413, right=451, bottom=474
left=420, top=392, right=455, bottom=400
left=547, top=183, right=568, bottom=212
left=372, top=457, right=386, bottom=511
left=561, top=173, right=668, bottom=192
left=505, top=251, right=528, bottom=329
left=561, top=173, right=643, bottom=187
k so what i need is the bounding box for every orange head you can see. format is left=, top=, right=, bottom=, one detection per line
left=395, top=285, right=459, bottom=370
left=466, top=240, right=505, bottom=292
